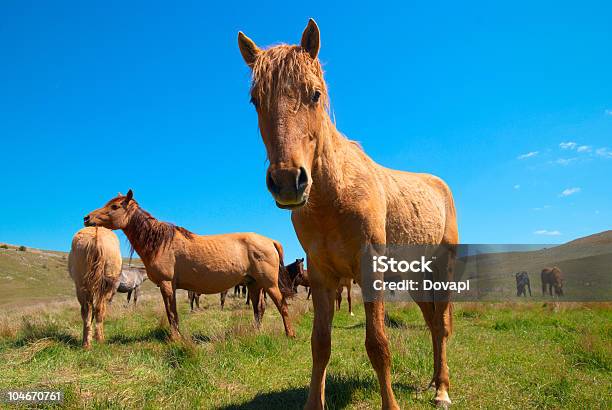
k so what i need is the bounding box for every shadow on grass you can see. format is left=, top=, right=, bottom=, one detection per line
left=108, top=326, right=170, bottom=344
left=191, top=332, right=212, bottom=344
left=218, top=374, right=418, bottom=409
left=13, top=322, right=80, bottom=348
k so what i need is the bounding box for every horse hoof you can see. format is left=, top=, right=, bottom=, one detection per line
left=434, top=391, right=451, bottom=408
left=350, top=312, right=355, bottom=316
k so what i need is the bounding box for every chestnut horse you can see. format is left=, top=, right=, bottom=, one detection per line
left=84, top=190, right=295, bottom=338
left=69, top=227, right=122, bottom=348
left=541, top=267, right=563, bottom=296
left=239, top=19, right=458, bottom=408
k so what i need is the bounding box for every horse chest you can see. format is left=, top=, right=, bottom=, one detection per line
left=292, top=211, right=362, bottom=278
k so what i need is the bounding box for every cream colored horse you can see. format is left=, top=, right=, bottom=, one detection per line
left=84, top=190, right=295, bottom=338
left=239, top=19, right=458, bottom=409
left=69, top=227, right=122, bottom=348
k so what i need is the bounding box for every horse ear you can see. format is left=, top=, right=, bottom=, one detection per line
left=117, top=192, right=123, bottom=196
left=238, top=32, right=260, bottom=68
left=125, top=189, right=133, bottom=202
left=300, top=18, right=320, bottom=59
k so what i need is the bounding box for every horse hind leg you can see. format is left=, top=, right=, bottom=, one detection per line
left=93, top=294, right=110, bottom=343
left=347, top=284, right=354, bottom=316
left=431, top=301, right=452, bottom=407
left=79, top=295, right=93, bottom=349
left=265, top=285, right=295, bottom=337
left=220, top=291, right=227, bottom=309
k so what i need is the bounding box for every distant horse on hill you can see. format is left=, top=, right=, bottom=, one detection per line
left=541, top=267, right=563, bottom=296
left=515, top=271, right=531, bottom=297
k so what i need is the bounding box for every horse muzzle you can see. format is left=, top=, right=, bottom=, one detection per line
left=267, top=166, right=310, bottom=209
left=83, top=215, right=96, bottom=227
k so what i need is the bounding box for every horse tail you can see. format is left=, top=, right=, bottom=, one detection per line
left=272, top=240, right=295, bottom=298
left=82, top=228, right=120, bottom=308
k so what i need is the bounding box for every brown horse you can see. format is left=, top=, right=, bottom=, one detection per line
left=84, top=190, right=295, bottom=338
left=336, top=278, right=354, bottom=316
left=69, top=227, right=122, bottom=348
left=239, top=19, right=458, bottom=408
left=286, top=258, right=306, bottom=292
left=541, top=267, right=563, bottom=296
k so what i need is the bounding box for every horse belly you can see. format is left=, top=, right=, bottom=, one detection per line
left=174, top=258, right=247, bottom=294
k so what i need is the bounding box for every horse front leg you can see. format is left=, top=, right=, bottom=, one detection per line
left=160, top=281, right=181, bottom=340
left=365, top=300, right=400, bottom=410
left=305, top=285, right=336, bottom=410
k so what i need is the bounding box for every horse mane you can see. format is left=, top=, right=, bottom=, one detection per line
left=125, top=205, right=193, bottom=259
left=250, top=44, right=329, bottom=111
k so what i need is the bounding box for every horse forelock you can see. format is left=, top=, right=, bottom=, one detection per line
left=251, top=44, right=329, bottom=111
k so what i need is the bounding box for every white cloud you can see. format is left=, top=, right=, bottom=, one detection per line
left=576, top=145, right=591, bottom=153
left=534, top=230, right=561, bottom=236
left=595, top=147, right=612, bottom=158
left=560, top=141, right=577, bottom=150
left=533, top=205, right=551, bottom=211
left=554, top=158, right=578, bottom=166
left=560, top=187, right=581, bottom=197
left=513, top=184, right=520, bottom=190
left=517, top=151, right=538, bottom=160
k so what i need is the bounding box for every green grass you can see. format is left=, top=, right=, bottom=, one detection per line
left=0, top=293, right=610, bottom=409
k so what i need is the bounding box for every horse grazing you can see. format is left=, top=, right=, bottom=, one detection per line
left=515, top=271, right=531, bottom=297
left=113, top=266, right=148, bottom=305
left=239, top=19, right=458, bottom=408
left=541, top=267, right=563, bottom=296
left=69, top=227, right=122, bottom=348
left=84, top=190, right=296, bottom=338
left=336, top=278, right=354, bottom=316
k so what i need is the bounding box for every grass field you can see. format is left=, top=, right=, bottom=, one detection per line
left=1, top=290, right=610, bottom=409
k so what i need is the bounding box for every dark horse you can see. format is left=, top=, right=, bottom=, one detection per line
left=188, top=290, right=230, bottom=311
left=515, top=271, right=531, bottom=297
left=286, top=258, right=311, bottom=298
left=541, top=267, right=563, bottom=296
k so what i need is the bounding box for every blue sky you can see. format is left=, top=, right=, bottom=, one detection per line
left=1, top=1, right=611, bottom=260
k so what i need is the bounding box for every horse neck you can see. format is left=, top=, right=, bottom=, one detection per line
left=308, top=119, right=367, bottom=207
left=122, top=207, right=160, bottom=263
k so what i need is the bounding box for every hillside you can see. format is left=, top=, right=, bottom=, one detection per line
left=455, top=230, right=612, bottom=300
left=0, top=244, right=150, bottom=308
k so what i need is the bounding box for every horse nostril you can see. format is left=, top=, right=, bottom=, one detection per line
left=267, top=171, right=280, bottom=195
left=297, top=167, right=309, bottom=191
left=84, top=215, right=90, bottom=222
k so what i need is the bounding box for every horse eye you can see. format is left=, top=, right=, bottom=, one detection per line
left=311, top=91, right=321, bottom=103
left=111, top=204, right=120, bottom=210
